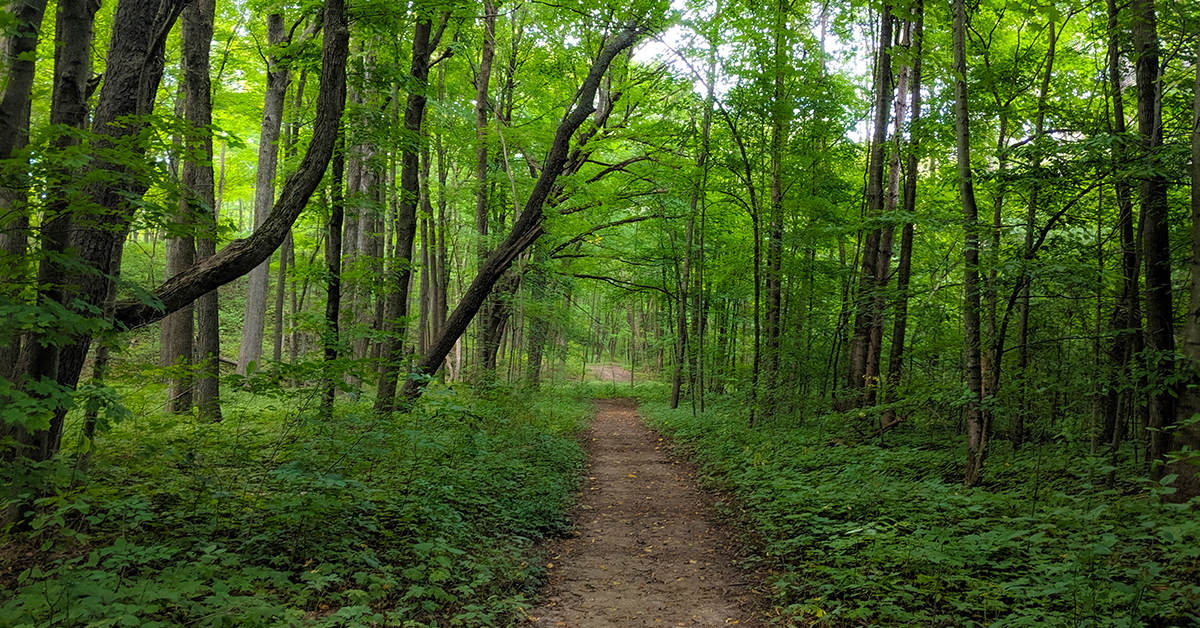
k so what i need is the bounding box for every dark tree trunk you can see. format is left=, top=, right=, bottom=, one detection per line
left=1133, top=0, right=1175, bottom=474
left=4, top=0, right=186, bottom=528
left=183, top=0, right=220, bottom=421
left=846, top=5, right=894, bottom=410
left=322, top=133, right=346, bottom=418
left=475, top=0, right=498, bottom=374
left=763, top=0, right=789, bottom=415
left=954, top=0, right=987, bottom=487
left=374, top=10, right=449, bottom=413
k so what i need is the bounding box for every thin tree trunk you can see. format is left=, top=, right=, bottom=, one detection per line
left=238, top=13, right=290, bottom=377
left=374, top=11, right=450, bottom=412
left=1014, top=21, right=1055, bottom=448
left=475, top=0, right=498, bottom=375
left=954, top=0, right=988, bottom=488
left=322, top=133, right=346, bottom=418
left=763, top=0, right=789, bottom=415
left=847, top=5, right=894, bottom=410
left=881, top=2, right=923, bottom=429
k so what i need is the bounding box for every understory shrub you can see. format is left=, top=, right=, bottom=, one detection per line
left=1, top=384, right=591, bottom=627
left=641, top=399, right=1200, bottom=628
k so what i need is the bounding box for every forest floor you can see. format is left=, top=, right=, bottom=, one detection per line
left=530, top=390, right=764, bottom=627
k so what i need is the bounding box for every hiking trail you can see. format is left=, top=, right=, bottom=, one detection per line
left=531, top=385, right=763, bottom=627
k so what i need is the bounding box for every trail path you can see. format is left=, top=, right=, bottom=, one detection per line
left=532, top=397, right=762, bottom=627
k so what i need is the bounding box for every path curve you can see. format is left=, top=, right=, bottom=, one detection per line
left=532, top=399, right=762, bottom=627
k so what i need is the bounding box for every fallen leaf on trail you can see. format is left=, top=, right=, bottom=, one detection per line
left=628, top=474, right=637, bottom=478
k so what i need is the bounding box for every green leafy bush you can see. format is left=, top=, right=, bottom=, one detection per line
left=642, top=400, right=1200, bottom=628
left=1, top=385, right=591, bottom=627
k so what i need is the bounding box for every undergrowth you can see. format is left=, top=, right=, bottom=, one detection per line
left=641, top=399, right=1200, bottom=628
left=1, top=384, right=592, bottom=627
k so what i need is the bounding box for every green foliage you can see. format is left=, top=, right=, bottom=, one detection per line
left=642, top=400, right=1200, bottom=628
left=1, top=386, right=592, bottom=627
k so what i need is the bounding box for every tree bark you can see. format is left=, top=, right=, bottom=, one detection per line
left=954, top=0, right=988, bottom=488
left=881, top=2, right=922, bottom=429
left=846, top=5, right=894, bottom=410
left=237, top=13, right=290, bottom=377
left=475, top=0, right=498, bottom=374
left=763, top=0, right=789, bottom=415
left=322, top=133, right=346, bottom=418
left=4, top=0, right=189, bottom=518
left=114, top=5, right=345, bottom=330
left=374, top=9, right=449, bottom=412
left=1133, top=0, right=1175, bottom=474
left=183, top=0, right=219, bottom=420
left=398, top=23, right=645, bottom=406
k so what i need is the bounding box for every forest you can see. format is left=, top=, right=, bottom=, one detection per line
left=1, top=0, right=1198, bottom=624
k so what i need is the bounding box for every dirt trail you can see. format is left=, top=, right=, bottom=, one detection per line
left=531, top=399, right=762, bottom=627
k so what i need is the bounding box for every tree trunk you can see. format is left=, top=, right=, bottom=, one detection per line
left=0, top=0, right=51, bottom=382
left=475, top=0, right=498, bottom=374
left=846, top=5, right=894, bottom=410
left=763, top=0, right=789, bottom=415
left=4, top=0, right=189, bottom=523
left=881, top=1, right=923, bottom=429
left=954, top=0, right=988, bottom=488
left=1133, top=0, right=1175, bottom=474
left=162, top=90, right=196, bottom=413
left=374, top=11, right=449, bottom=413
left=238, top=14, right=290, bottom=377
left=398, top=23, right=644, bottom=406
left=0, top=0, right=47, bottom=162
left=1014, top=21, right=1056, bottom=448
left=323, top=133, right=346, bottom=418
left=182, top=0, right=220, bottom=421
left=1172, top=32, right=1200, bottom=501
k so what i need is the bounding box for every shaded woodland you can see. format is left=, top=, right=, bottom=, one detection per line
left=1, top=0, right=1199, bottom=624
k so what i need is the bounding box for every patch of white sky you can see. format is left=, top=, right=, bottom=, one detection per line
left=631, top=0, right=875, bottom=142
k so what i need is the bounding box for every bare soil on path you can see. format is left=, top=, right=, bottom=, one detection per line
left=531, top=398, right=763, bottom=627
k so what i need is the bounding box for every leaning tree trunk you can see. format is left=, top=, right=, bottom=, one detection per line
left=954, top=0, right=988, bottom=488
left=398, top=23, right=645, bottom=406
